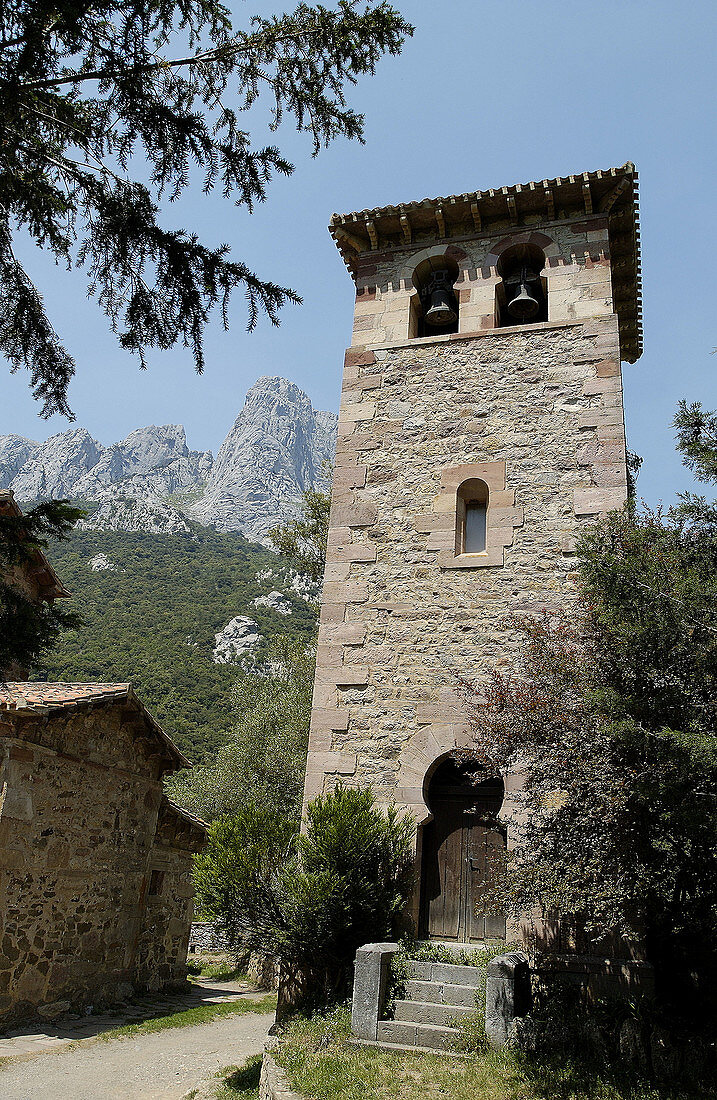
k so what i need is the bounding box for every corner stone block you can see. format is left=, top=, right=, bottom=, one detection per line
left=573, top=487, right=627, bottom=516
left=330, top=504, right=378, bottom=528
left=485, top=951, right=532, bottom=1049
left=351, top=942, right=399, bottom=1040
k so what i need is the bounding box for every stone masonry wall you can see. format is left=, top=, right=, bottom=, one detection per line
left=304, top=313, right=627, bottom=864
left=0, top=705, right=192, bottom=1023
left=134, top=843, right=196, bottom=993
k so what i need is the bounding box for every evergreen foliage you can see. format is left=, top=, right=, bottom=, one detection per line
left=38, top=522, right=317, bottom=757
left=0, top=1, right=412, bottom=416
left=0, top=497, right=82, bottom=675
left=166, top=636, right=316, bottom=819
left=464, top=402, right=717, bottom=1017
left=268, top=485, right=331, bottom=583
left=166, top=482, right=329, bottom=805
left=194, top=784, right=414, bottom=1007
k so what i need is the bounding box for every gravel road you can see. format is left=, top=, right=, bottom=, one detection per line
left=0, top=1010, right=275, bottom=1100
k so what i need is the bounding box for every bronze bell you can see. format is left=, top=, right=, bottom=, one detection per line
left=425, top=286, right=458, bottom=327
left=506, top=266, right=540, bottom=321
left=422, top=269, right=458, bottom=327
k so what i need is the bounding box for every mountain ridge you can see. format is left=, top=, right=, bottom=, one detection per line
left=1, top=376, right=337, bottom=541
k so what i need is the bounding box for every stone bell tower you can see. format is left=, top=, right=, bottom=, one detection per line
left=304, top=165, right=642, bottom=942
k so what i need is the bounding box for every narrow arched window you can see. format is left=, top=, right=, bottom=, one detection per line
left=457, top=479, right=489, bottom=555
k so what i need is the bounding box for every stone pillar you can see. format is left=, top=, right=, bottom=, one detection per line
left=351, top=942, right=399, bottom=1041
left=485, top=950, right=532, bottom=1049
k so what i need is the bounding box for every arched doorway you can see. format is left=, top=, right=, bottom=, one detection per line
left=420, top=757, right=507, bottom=942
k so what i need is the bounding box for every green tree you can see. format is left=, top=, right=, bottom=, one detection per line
left=194, top=784, right=414, bottom=1007
left=464, top=406, right=717, bottom=1017
left=0, top=2, right=412, bottom=417
left=0, top=498, right=82, bottom=675
left=268, top=484, right=331, bottom=583
left=167, top=636, right=316, bottom=819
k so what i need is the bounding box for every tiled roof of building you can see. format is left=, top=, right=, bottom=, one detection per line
left=329, top=163, right=642, bottom=363
left=0, top=682, right=191, bottom=770
left=164, top=797, right=209, bottom=831
left=0, top=682, right=130, bottom=709
left=0, top=490, right=71, bottom=599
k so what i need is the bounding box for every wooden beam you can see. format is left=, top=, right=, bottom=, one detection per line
left=543, top=184, right=555, bottom=221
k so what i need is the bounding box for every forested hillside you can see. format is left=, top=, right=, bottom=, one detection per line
left=38, top=525, right=318, bottom=760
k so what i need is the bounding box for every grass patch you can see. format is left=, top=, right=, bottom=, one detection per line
left=273, top=1006, right=705, bottom=1100
left=190, top=963, right=248, bottom=983
left=405, top=940, right=508, bottom=968
left=186, top=952, right=248, bottom=983
left=97, top=994, right=276, bottom=1041
left=214, top=1055, right=263, bottom=1098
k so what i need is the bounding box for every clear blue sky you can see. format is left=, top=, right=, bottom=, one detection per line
left=2, top=0, right=715, bottom=506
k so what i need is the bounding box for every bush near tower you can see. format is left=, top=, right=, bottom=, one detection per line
left=464, top=400, right=717, bottom=1021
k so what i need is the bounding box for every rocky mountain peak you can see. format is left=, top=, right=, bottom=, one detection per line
left=2, top=377, right=337, bottom=541
left=187, top=376, right=336, bottom=540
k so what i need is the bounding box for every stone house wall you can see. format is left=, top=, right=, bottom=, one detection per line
left=0, top=700, right=203, bottom=1024
left=134, top=803, right=202, bottom=993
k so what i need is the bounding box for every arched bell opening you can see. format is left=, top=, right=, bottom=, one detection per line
left=411, top=256, right=460, bottom=337
left=419, top=755, right=507, bottom=943
left=496, top=243, right=548, bottom=327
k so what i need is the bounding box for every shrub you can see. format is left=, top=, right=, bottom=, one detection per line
left=273, top=785, right=415, bottom=1005
left=194, top=785, right=414, bottom=1009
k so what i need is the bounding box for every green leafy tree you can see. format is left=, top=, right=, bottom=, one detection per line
left=268, top=484, right=331, bottom=583
left=464, top=406, right=717, bottom=1017
left=167, top=636, right=316, bottom=819
left=192, top=801, right=297, bottom=933
left=194, top=784, right=414, bottom=1007
left=0, top=498, right=82, bottom=675
left=0, top=2, right=412, bottom=416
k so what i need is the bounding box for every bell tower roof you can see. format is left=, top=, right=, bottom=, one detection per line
left=330, top=163, right=642, bottom=362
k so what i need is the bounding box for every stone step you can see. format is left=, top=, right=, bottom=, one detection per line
left=405, top=960, right=485, bottom=987
left=404, top=978, right=479, bottom=1008
left=377, top=1019, right=458, bottom=1051
left=394, top=999, right=475, bottom=1026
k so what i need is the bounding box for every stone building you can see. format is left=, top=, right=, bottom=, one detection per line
left=304, top=164, right=641, bottom=946
left=0, top=681, right=206, bottom=1024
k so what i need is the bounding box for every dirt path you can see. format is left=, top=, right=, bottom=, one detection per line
left=0, top=1009, right=275, bottom=1099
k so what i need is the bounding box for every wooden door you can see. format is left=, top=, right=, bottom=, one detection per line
left=421, top=771, right=506, bottom=942
left=464, top=813, right=507, bottom=941
left=422, top=798, right=466, bottom=940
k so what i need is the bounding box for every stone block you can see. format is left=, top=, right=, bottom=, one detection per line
left=345, top=349, right=377, bottom=368
left=351, top=942, right=399, bottom=1040
left=331, top=543, right=377, bottom=564
left=573, top=488, right=626, bottom=515
left=330, top=504, right=378, bottom=528
left=341, top=402, right=376, bottom=423
left=440, top=461, right=506, bottom=489
left=429, top=962, right=485, bottom=987
left=394, top=999, right=474, bottom=1025
left=485, top=951, right=532, bottom=1049
left=333, top=466, right=367, bottom=490
left=310, top=707, right=350, bottom=732
left=322, top=582, right=369, bottom=604
left=317, top=623, right=366, bottom=647
left=376, top=1019, right=418, bottom=1046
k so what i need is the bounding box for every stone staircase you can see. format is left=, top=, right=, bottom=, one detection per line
left=377, top=958, right=483, bottom=1051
